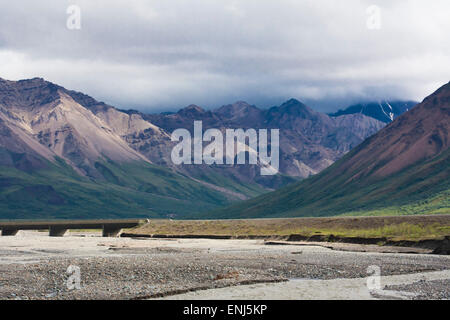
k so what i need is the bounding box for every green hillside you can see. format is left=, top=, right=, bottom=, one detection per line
left=0, top=156, right=267, bottom=219
left=203, top=142, right=450, bottom=219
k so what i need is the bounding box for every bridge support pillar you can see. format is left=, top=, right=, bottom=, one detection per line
left=103, top=226, right=122, bottom=237
left=1, top=229, right=19, bottom=236
left=49, top=227, right=67, bottom=237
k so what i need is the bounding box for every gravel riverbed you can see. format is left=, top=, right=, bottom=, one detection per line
left=0, top=231, right=448, bottom=300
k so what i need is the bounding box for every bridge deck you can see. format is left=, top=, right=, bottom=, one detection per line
left=0, top=219, right=144, bottom=237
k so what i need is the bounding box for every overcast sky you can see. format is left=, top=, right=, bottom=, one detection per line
left=0, top=0, right=449, bottom=112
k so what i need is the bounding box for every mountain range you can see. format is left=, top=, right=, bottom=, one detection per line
left=209, top=82, right=450, bottom=218
left=0, top=77, right=422, bottom=219
left=141, top=98, right=388, bottom=181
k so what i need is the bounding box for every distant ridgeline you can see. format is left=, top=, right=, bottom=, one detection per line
left=329, top=101, right=418, bottom=123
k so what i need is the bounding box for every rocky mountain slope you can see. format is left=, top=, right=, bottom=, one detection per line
left=0, top=78, right=152, bottom=176
left=208, top=82, right=450, bottom=218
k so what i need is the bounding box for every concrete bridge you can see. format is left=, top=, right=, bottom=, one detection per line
left=0, top=219, right=144, bottom=237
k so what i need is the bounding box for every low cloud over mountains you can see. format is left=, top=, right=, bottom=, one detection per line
left=0, top=1, right=448, bottom=111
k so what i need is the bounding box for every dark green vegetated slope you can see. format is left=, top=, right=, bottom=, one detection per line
left=0, top=157, right=247, bottom=219
left=205, top=148, right=449, bottom=219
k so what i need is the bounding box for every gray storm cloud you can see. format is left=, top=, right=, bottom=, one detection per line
left=0, top=0, right=449, bottom=112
